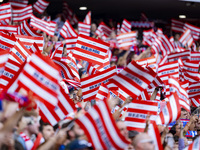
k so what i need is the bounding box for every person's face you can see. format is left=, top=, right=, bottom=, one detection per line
left=139, top=137, right=155, bottom=150
left=116, top=121, right=128, bottom=139
left=28, top=116, right=40, bottom=135
left=73, top=123, right=84, bottom=138
left=42, top=125, right=55, bottom=141
left=175, top=124, right=181, bottom=136
left=180, top=110, right=189, bottom=119
left=91, top=23, right=97, bottom=32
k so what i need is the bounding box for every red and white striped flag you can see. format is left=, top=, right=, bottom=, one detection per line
left=142, top=29, right=157, bottom=46
left=183, top=60, right=200, bottom=79
left=191, top=97, right=200, bottom=108
left=73, top=34, right=109, bottom=65
left=53, top=59, right=75, bottom=80
left=157, top=61, right=179, bottom=83
left=9, top=39, right=32, bottom=64
left=17, top=20, right=42, bottom=37
left=183, top=23, right=200, bottom=41
left=171, top=19, right=184, bottom=33
left=0, top=3, right=12, bottom=22
left=156, top=92, right=181, bottom=125
left=33, top=0, right=50, bottom=14
left=121, top=19, right=131, bottom=33
left=30, top=42, right=41, bottom=53
left=9, top=0, right=28, bottom=8
left=95, top=22, right=112, bottom=38
left=17, top=51, right=61, bottom=108
left=30, top=15, right=56, bottom=37
left=12, top=5, right=32, bottom=22
left=183, top=136, right=200, bottom=150
left=191, top=52, right=200, bottom=61
left=179, top=29, right=194, bottom=47
left=95, top=83, right=109, bottom=101
left=78, top=22, right=91, bottom=36
left=62, top=51, right=80, bottom=82
left=0, top=25, right=18, bottom=35
left=62, top=78, right=81, bottom=89
left=83, top=11, right=91, bottom=24
left=0, top=19, right=9, bottom=26
left=87, top=63, right=98, bottom=75
left=64, top=37, right=77, bottom=53
left=0, top=58, right=22, bottom=89
left=117, top=31, right=137, bottom=50
left=160, top=35, right=174, bottom=55
left=168, top=50, right=190, bottom=62
left=168, top=76, right=190, bottom=111
left=151, top=37, right=163, bottom=55
left=50, top=44, right=63, bottom=60
left=38, top=85, right=76, bottom=126
left=148, top=121, right=163, bottom=150
left=109, top=60, right=157, bottom=99
left=60, top=20, right=78, bottom=39
left=76, top=100, right=130, bottom=150
left=0, top=32, right=16, bottom=51
left=188, top=82, right=200, bottom=99
left=125, top=100, right=159, bottom=132
left=81, top=66, right=117, bottom=101
left=0, top=51, right=9, bottom=77
left=14, top=34, right=44, bottom=51
left=146, top=66, right=164, bottom=89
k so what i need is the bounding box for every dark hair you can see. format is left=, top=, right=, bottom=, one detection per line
left=173, top=135, right=179, bottom=142
left=169, top=124, right=178, bottom=135
left=39, top=120, right=51, bottom=132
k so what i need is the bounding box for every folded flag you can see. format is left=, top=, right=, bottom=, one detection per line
left=117, top=31, right=137, bottom=50
left=95, top=83, right=109, bottom=101
left=78, top=22, right=91, bottom=36
left=64, top=37, right=77, bottom=53
left=168, top=76, right=190, bottom=111
left=95, top=22, right=112, bottom=39
left=183, top=23, right=200, bottom=41
left=60, top=20, right=78, bottom=39
left=188, top=82, right=200, bottom=99
left=190, top=52, right=200, bottom=61
left=0, top=32, right=16, bottom=51
left=9, top=0, right=28, bottom=8
left=171, top=19, right=184, bottom=33
left=156, top=92, right=181, bottom=125
left=158, top=61, right=179, bottom=83
left=14, top=34, right=44, bottom=51
left=121, top=19, right=131, bottom=33
left=142, top=29, right=157, bottom=46
left=50, top=44, right=63, bottom=60
left=38, top=85, right=76, bottom=126
left=81, top=66, right=117, bottom=101
left=125, top=100, right=159, bottom=132
left=183, top=60, right=200, bottom=79
left=0, top=3, right=12, bottom=22
left=179, top=29, right=194, bottom=47
left=33, top=0, right=50, bottom=14
left=168, top=50, right=190, bottom=62
left=73, top=34, right=109, bottom=65
left=0, top=25, right=18, bottom=35
left=30, top=15, right=56, bottom=37
left=83, top=11, right=91, bottom=25
left=17, top=51, right=61, bottom=108
left=17, top=20, right=42, bottom=37
left=109, top=60, right=157, bottom=99
left=9, top=39, right=32, bottom=64
left=0, top=50, right=9, bottom=77
left=0, top=58, right=23, bottom=89
left=76, top=100, right=130, bottom=150
left=12, top=5, right=32, bottom=22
